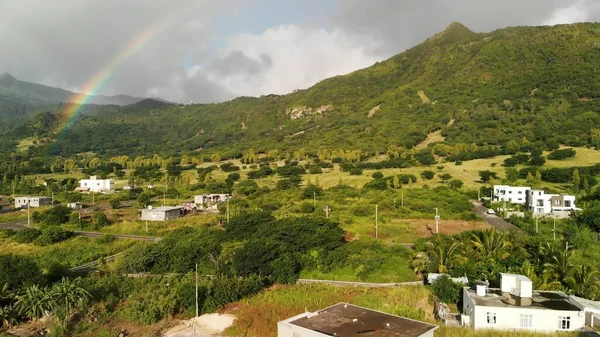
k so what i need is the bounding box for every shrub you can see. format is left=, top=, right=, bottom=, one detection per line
left=349, top=168, right=363, bottom=176
left=371, top=171, right=384, bottom=179
left=13, top=228, right=42, bottom=243
left=109, top=198, right=121, bottom=209
left=439, top=173, right=452, bottom=181
left=234, top=180, right=259, bottom=196
left=302, top=185, right=323, bottom=199
left=308, top=165, right=322, bottom=174
left=431, top=275, right=462, bottom=304
left=92, top=211, right=111, bottom=230
left=478, top=170, right=498, bottom=183
left=420, top=170, right=435, bottom=180
left=548, top=148, right=576, bottom=160
left=454, top=160, right=462, bottom=166
left=298, top=203, right=315, bottom=214
left=448, top=179, right=464, bottom=189
left=35, top=227, right=73, bottom=246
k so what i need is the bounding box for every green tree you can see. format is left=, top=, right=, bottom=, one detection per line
left=137, top=192, right=151, bottom=207
left=92, top=211, right=111, bottom=230
left=535, top=170, right=542, bottom=184
left=431, top=275, right=462, bottom=304
left=565, top=265, right=600, bottom=299
left=109, top=198, right=121, bottom=209
left=526, top=172, right=535, bottom=184
left=448, top=179, right=464, bottom=189
left=392, top=176, right=400, bottom=189
left=572, top=168, right=580, bottom=190
left=505, top=168, right=519, bottom=182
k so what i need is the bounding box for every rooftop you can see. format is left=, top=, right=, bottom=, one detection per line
left=289, top=303, right=437, bottom=337
left=143, top=206, right=184, bottom=212
left=465, top=287, right=580, bottom=311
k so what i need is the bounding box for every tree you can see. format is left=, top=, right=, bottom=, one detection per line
left=448, top=179, right=464, bottom=189
left=372, top=171, right=384, bottom=179
left=137, top=192, right=151, bottom=207
left=349, top=168, right=363, bottom=176
left=92, top=211, right=111, bottom=230
left=234, top=180, right=259, bottom=196
left=0, top=255, right=43, bottom=290
left=421, top=170, right=435, bottom=180
left=431, top=275, right=462, bottom=304
left=109, top=198, right=121, bottom=209
left=392, top=176, right=400, bottom=189
left=572, top=168, right=580, bottom=190
left=505, top=168, right=519, bottom=182
left=309, top=165, right=323, bottom=174
left=565, top=265, right=600, bottom=299
left=526, top=172, right=535, bottom=184
left=478, top=170, right=498, bottom=183
left=535, top=170, right=542, bottom=184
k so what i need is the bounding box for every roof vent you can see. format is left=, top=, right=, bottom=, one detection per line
left=344, top=304, right=348, bottom=308
left=476, top=285, right=487, bottom=297
left=353, top=319, right=358, bottom=323
left=386, top=323, right=390, bottom=327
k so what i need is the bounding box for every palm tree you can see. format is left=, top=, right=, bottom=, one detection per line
left=543, top=248, right=574, bottom=286
left=49, top=277, right=91, bottom=324
left=471, top=230, right=512, bottom=264
left=410, top=238, right=464, bottom=274
left=16, top=284, right=51, bottom=319
left=565, top=265, right=600, bottom=300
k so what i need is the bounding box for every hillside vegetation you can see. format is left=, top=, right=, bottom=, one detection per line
left=1, top=22, right=600, bottom=158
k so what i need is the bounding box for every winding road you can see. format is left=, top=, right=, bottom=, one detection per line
left=471, top=200, right=516, bottom=231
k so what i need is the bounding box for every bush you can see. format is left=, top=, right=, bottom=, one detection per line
left=448, top=179, right=464, bottom=189
left=35, top=227, right=73, bottom=246
left=454, top=160, right=462, bottom=166
left=478, top=170, right=498, bottom=183
left=0, top=254, right=43, bottom=289
left=349, top=168, right=363, bottom=176
left=298, top=203, right=316, bottom=214
left=308, top=165, right=323, bottom=174
left=372, top=171, right=384, bottom=179
left=92, top=211, right=111, bottom=230
left=234, top=180, right=259, bottom=196
left=13, top=228, right=42, bottom=243
left=302, top=185, right=324, bottom=199
left=226, top=173, right=241, bottom=185
left=420, top=170, right=435, bottom=180
left=98, top=234, right=116, bottom=244
left=548, top=148, right=576, bottom=160
left=431, top=275, right=462, bottom=304
left=220, top=163, right=240, bottom=172
left=439, top=173, right=452, bottom=181
left=109, top=198, right=121, bottom=209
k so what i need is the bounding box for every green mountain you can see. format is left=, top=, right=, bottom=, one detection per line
left=0, top=73, right=149, bottom=106
left=7, top=22, right=600, bottom=158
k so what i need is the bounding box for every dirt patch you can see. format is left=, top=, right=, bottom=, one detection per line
left=407, top=219, right=490, bottom=237
left=417, top=90, right=431, bottom=104
left=367, top=105, right=380, bottom=118
left=162, top=314, right=236, bottom=337
left=241, top=122, right=247, bottom=130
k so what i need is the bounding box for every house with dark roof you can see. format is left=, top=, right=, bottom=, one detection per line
left=278, top=303, right=438, bottom=337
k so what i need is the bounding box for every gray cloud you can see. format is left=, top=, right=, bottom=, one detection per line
left=1, top=0, right=598, bottom=103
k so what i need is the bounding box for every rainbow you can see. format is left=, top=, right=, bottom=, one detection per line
left=57, top=21, right=168, bottom=134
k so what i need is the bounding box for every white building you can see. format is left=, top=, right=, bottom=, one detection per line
left=278, top=303, right=438, bottom=337
left=427, top=273, right=469, bottom=285
left=527, top=190, right=577, bottom=216
left=462, top=273, right=586, bottom=333
left=493, top=185, right=530, bottom=204
left=14, top=196, right=53, bottom=208
left=194, top=194, right=230, bottom=207
left=77, top=176, right=114, bottom=193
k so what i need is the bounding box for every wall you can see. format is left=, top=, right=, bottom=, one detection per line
left=471, top=305, right=585, bottom=333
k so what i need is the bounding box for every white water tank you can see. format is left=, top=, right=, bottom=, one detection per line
left=476, top=285, right=487, bottom=297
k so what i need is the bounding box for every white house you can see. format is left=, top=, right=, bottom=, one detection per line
left=77, top=176, right=114, bottom=193
left=493, top=185, right=531, bottom=205
left=194, top=194, right=230, bottom=210
left=462, top=273, right=586, bottom=333
left=278, top=303, right=438, bottom=337
left=14, top=196, right=52, bottom=208
left=527, top=190, right=577, bottom=216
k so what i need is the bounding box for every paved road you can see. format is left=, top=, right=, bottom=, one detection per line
left=471, top=200, right=516, bottom=231
left=0, top=219, right=160, bottom=242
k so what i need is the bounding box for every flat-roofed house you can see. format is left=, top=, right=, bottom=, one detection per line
left=14, top=196, right=52, bottom=208
left=77, top=176, right=114, bottom=193
left=278, top=303, right=438, bottom=337
left=462, top=273, right=586, bottom=332
left=140, top=206, right=184, bottom=221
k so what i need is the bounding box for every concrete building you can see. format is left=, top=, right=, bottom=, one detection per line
left=462, top=273, right=586, bottom=332
left=77, top=176, right=114, bottom=193
left=0, top=200, right=11, bottom=211
left=194, top=194, right=230, bottom=206
left=14, top=196, right=52, bottom=208
left=493, top=185, right=531, bottom=205
left=527, top=190, right=577, bottom=217
left=140, top=206, right=184, bottom=221
left=67, top=202, right=83, bottom=210
left=278, top=303, right=438, bottom=337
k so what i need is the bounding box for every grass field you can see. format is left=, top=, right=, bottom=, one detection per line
left=0, top=235, right=143, bottom=269
left=0, top=210, right=27, bottom=223
left=223, top=284, right=582, bottom=337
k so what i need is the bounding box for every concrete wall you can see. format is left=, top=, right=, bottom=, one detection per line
left=471, top=305, right=584, bottom=332
left=494, top=185, right=530, bottom=204
left=80, top=178, right=114, bottom=192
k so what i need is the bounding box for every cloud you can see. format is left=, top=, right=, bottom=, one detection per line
left=543, top=1, right=600, bottom=25
left=206, top=25, right=382, bottom=97
left=1, top=0, right=599, bottom=103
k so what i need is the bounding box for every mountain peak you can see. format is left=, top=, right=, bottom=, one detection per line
left=430, top=22, right=477, bottom=44
left=444, top=22, right=472, bottom=33
left=0, top=73, right=17, bottom=84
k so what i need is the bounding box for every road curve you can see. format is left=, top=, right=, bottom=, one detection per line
left=471, top=200, right=516, bottom=231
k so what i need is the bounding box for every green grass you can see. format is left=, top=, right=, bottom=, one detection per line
left=0, top=211, right=27, bottom=223
left=0, top=235, right=143, bottom=269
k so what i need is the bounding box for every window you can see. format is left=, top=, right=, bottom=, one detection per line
left=537, top=208, right=544, bottom=213
left=509, top=191, right=513, bottom=194
left=520, top=314, right=532, bottom=328
left=558, top=316, right=570, bottom=330
left=537, top=200, right=544, bottom=206
left=518, top=191, right=522, bottom=194
left=487, top=312, right=496, bottom=324
left=565, top=201, right=571, bottom=207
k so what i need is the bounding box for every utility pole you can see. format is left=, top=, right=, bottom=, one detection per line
left=92, top=192, right=95, bottom=206
left=553, top=217, right=557, bottom=241
left=401, top=192, right=404, bottom=208
left=535, top=217, right=538, bottom=234
left=145, top=219, right=148, bottom=234
left=79, top=212, right=82, bottom=231
left=27, top=198, right=30, bottom=227
left=435, top=207, right=440, bottom=234
left=375, top=204, right=378, bottom=239
left=324, top=205, right=331, bottom=219
left=313, top=191, right=316, bottom=208
left=51, top=192, right=54, bottom=207
left=163, top=186, right=166, bottom=207
left=195, top=263, right=199, bottom=317
left=477, top=188, right=480, bottom=200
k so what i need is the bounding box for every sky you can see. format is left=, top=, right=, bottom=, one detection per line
left=1, top=0, right=599, bottom=103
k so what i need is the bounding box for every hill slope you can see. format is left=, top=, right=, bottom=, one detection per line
left=7, top=22, right=600, bottom=157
